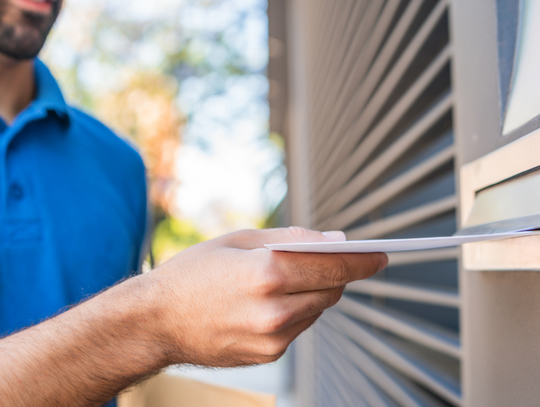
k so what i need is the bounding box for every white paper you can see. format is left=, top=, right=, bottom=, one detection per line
left=265, top=230, right=540, bottom=253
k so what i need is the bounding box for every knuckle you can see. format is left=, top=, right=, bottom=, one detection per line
left=224, top=228, right=250, bottom=242
left=255, top=310, right=289, bottom=334
left=329, top=287, right=344, bottom=307
left=331, top=256, right=351, bottom=286
left=257, top=338, right=288, bottom=359
left=223, top=228, right=259, bottom=248
left=253, top=266, right=283, bottom=296
left=253, top=278, right=272, bottom=297
left=255, top=353, right=284, bottom=364
left=310, top=289, right=342, bottom=315
left=287, top=226, right=307, bottom=240
left=249, top=251, right=284, bottom=296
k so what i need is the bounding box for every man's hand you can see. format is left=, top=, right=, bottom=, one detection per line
left=0, top=227, right=387, bottom=406
left=146, top=227, right=387, bottom=367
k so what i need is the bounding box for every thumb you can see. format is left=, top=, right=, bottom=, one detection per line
left=225, top=227, right=346, bottom=250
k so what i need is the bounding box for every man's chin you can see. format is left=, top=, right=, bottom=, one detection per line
left=0, top=24, right=48, bottom=60
left=0, top=0, right=61, bottom=61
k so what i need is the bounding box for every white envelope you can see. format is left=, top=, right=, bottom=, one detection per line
left=265, top=230, right=540, bottom=253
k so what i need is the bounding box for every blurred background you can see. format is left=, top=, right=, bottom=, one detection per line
left=41, top=0, right=292, bottom=405
left=42, top=0, right=286, bottom=265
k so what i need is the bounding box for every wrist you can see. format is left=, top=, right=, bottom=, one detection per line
left=90, top=273, right=174, bottom=371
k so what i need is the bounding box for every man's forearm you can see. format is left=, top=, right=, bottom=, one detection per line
left=0, top=275, right=167, bottom=407
left=0, top=228, right=386, bottom=407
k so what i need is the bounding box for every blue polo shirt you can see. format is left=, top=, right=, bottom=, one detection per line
left=0, top=60, right=148, bottom=336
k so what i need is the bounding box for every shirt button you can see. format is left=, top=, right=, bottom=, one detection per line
left=9, top=183, right=24, bottom=200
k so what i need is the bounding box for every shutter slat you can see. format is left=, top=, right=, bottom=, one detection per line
left=320, top=323, right=450, bottom=407
left=322, top=351, right=371, bottom=407
left=338, top=296, right=461, bottom=358
left=310, top=0, right=403, bottom=159
left=311, top=0, right=424, bottom=165
left=346, top=195, right=456, bottom=240
left=308, top=1, right=352, bottom=98
left=315, top=93, right=452, bottom=225
left=316, top=1, right=446, bottom=187
left=326, top=312, right=462, bottom=406
left=309, top=0, right=381, bottom=133
left=313, top=1, right=449, bottom=193
left=310, top=0, right=371, bottom=125
left=319, top=142, right=454, bottom=230
left=322, top=347, right=398, bottom=407
left=387, top=247, right=458, bottom=266
left=316, top=45, right=452, bottom=219
left=346, top=279, right=460, bottom=308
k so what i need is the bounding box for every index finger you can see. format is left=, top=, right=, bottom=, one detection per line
left=221, top=227, right=346, bottom=250
left=264, top=250, right=388, bottom=293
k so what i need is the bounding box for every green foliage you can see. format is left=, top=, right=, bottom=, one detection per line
left=268, top=132, right=285, bottom=151
left=152, top=217, right=207, bottom=263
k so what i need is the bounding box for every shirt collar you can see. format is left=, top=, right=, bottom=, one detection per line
left=33, top=59, right=71, bottom=126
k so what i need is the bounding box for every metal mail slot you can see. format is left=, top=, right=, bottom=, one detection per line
left=460, top=129, right=540, bottom=271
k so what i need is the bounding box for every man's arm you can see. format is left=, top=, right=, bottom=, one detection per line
left=0, top=227, right=387, bottom=407
left=0, top=276, right=165, bottom=406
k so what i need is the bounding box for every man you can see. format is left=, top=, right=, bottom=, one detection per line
left=0, top=0, right=388, bottom=406
left=0, top=1, right=146, bottom=404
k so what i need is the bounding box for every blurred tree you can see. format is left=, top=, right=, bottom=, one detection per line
left=41, top=0, right=281, bottom=263
left=98, top=73, right=183, bottom=217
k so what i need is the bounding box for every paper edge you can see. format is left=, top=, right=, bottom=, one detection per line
left=265, top=230, right=540, bottom=253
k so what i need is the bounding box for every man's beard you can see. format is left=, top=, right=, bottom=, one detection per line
left=0, top=1, right=62, bottom=60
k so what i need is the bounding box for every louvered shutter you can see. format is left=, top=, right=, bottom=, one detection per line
left=269, top=1, right=461, bottom=406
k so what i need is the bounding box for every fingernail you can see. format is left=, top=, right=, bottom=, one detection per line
left=322, top=231, right=346, bottom=241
